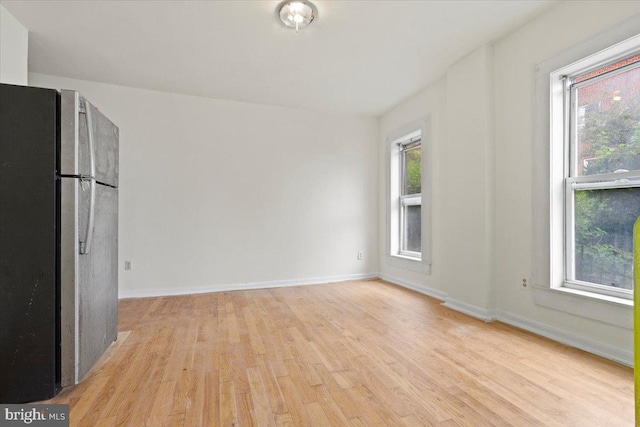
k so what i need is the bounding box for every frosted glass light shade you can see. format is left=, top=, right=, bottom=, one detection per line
left=277, top=1, right=317, bottom=31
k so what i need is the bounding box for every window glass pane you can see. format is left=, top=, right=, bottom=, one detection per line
left=573, top=187, right=638, bottom=290
left=402, top=204, right=421, bottom=253
left=575, top=65, right=640, bottom=176
left=402, top=146, right=421, bottom=195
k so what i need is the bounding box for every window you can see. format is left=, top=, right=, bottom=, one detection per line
left=552, top=44, right=640, bottom=300
left=386, top=119, right=431, bottom=273
left=398, top=135, right=422, bottom=258
left=533, top=22, right=639, bottom=326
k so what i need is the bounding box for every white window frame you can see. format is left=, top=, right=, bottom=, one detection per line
left=532, top=18, right=639, bottom=328
left=559, top=57, right=640, bottom=300
left=386, top=117, right=432, bottom=274
left=398, top=135, right=422, bottom=259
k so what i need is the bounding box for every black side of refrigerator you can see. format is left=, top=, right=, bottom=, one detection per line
left=0, top=84, right=61, bottom=403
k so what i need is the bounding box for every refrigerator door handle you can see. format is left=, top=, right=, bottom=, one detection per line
left=84, top=100, right=96, bottom=178
left=80, top=100, right=96, bottom=255
left=80, top=178, right=96, bottom=255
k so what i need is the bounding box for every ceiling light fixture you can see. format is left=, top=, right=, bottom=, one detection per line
left=277, top=1, right=317, bottom=33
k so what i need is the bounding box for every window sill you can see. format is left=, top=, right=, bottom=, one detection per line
left=394, top=253, right=421, bottom=261
left=386, top=254, right=431, bottom=275
left=531, top=285, right=632, bottom=329
left=562, top=280, right=633, bottom=303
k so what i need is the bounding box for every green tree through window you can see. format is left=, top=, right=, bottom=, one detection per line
left=405, top=148, right=421, bottom=195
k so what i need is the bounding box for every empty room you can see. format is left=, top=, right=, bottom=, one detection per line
left=1, top=1, right=639, bottom=426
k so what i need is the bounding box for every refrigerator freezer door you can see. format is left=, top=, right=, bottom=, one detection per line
left=60, top=90, right=119, bottom=188
left=60, top=179, right=118, bottom=386
left=86, top=101, right=119, bottom=188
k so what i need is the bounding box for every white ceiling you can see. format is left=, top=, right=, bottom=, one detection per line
left=2, top=0, right=556, bottom=116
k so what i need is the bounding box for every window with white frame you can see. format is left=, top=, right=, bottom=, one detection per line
left=387, top=120, right=431, bottom=272
left=397, top=132, right=422, bottom=258
left=551, top=44, right=640, bottom=300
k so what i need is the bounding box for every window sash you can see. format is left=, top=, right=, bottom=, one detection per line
left=399, top=194, right=421, bottom=258
left=568, top=170, right=640, bottom=185
left=564, top=178, right=638, bottom=299
left=398, top=133, right=421, bottom=150
left=399, top=136, right=422, bottom=258
left=570, top=178, right=640, bottom=190
left=400, top=194, right=421, bottom=206
left=400, top=142, right=421, bottom=197
left=563, top=58, right=639, bottom=298
left=567, top=53, right=640, bottom=179
left=570, top=58, right=640, bottom=89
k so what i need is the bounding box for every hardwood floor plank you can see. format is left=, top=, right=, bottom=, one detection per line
left=276, top=375, right=312, bottom=426
left=243, top=307, right=267, bottom=356
left=312, top=384, right=354, bottom=426
left=246, top=366, right=277, bottom=427
left=148, top=381, right=177, bottom=426
left=66, top=375, right=111, bottom=424
left=401, top=414, right=433, bottom=427
left=235, top=391, right=257, bottom=427
left=91, top=416, right=119, bottom=427
left=304, top=401, right=332, bottom=425
left=201, top=370, right=220, bottom=426
left=274, top=412, right=295, bottom=427
left=219, top=381, right=238, bottom=427
left=226, top=301, right=241, bottom=344
left=162, top=412, right=185, bottom=427
left=255, top=362, right=288, bottom=415
left=183, top=349, right=206, bottom=426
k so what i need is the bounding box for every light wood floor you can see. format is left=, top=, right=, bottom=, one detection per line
left=46, top=279, right=634, bottom=426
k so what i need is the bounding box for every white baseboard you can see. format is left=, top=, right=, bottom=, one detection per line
left=380, top=274, right=496, bottom=322
left=118, top=272, right=379, bottom=299
left=442, top=298, right=497, bottom=322
left=380, top=275, right=631, bottom=366
left=494, top=309, right=633, bottom=367
left=379, top=273, right=448, bottom=301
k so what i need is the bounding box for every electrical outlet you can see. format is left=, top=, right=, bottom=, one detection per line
left=124, top=261, right=132, bottom=270
left=520, top=278, right=529, bottom=291
left=357, top=251, right=364, bottom=260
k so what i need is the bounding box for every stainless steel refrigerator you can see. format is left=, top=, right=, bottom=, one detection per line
left=0, top=84, right=119, bottom=403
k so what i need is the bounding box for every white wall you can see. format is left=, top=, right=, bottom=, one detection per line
left=379, top=78, right=446, bottom=295
left=493, top=2, right=640, bottom=356
left=380, top=1, right=640, bottom=363
left=441, top=45, right=494, bottom=312
left=379, top=46, right=495, bottom=316
left=30, top=73, right=379, bottom=297
left=0, top=5, right=28, bottom=85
